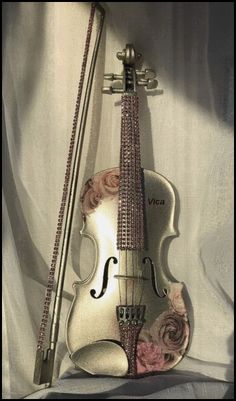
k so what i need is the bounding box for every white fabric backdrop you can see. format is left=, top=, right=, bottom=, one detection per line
left=2, top=2, right=234, bottom=399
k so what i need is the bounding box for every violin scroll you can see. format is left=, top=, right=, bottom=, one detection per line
left=102, top=44, right=158, bottom=94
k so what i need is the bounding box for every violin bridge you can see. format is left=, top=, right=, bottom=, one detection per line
left=116, top=305, right=145, bottom=377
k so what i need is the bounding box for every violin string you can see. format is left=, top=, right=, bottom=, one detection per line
left=132, top=250, right=134, bottom=305
left=131, top=94, right=133, bottom=306
left=134, top=95, right=140, bottom=307
left=131, top=95, right=135, bottom=305
left=134, top=95, right=138, bottom=307
left=139, top=270, right=145, bottom=305
left=134, top=96, right=136, bottom=307
left=125, top=95, right=128, bottom=306
left=139, top=250, right=145, bottom=305
left=123, top=97, right=129, bottom=305
left=134, top=251, right=137, bottom=306
left=136, top=250, right=140, bottom=305
left=118, top=250, right=122, bottom=305
left=125, top=250, right=128, bottom=305
left=119, top=93, right=144, bottom=307
left=136, top=94, right=144, bottom=307
left=127, top=95, right=131, bottom=306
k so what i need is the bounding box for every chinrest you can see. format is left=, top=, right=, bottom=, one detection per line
left=70, top=340, right=129, bottom=376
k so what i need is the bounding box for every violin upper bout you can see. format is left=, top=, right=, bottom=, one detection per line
left=79, top=167, right=120, bottom=250
left=143, top=168, right=178, bottom=244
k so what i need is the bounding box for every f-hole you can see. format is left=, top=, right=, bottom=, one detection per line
left=90, top=256, right=118, bottom=299
left=143, top=257, right=167, bottom=298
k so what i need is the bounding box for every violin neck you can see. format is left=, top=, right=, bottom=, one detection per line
left=102, top=44, right=157, bottom=251
left=117, top=92, right=145, bottom=250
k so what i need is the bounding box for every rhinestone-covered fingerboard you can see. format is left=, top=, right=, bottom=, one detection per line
left=117, top=94, right=145, bottom=250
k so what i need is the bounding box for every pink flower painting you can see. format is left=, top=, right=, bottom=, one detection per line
left=136, top=282, right=189, bottom=374
left=136, top=342, right=166, bottom=373
left=149, top=311, right=189, bottom=353
left=136, top=341, right=180, bottom=374
left=81, top=168, right=120, bottom=218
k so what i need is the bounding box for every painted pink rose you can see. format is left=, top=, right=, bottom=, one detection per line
left=136, top=341, right=166, bottom=374
left=136, top=341, right=180, bottom=373
left=94, top=168, right=120, bottom=196
left=150, top=311, right=189, bottom=353
left=81, top=185, right=102, bottom=216
left=168, top=283, right=187, bottom=316
left=80, top=169, right=120, bottom=217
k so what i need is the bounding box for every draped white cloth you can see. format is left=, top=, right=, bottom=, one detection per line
left=2, top=2, right=234, bottom=399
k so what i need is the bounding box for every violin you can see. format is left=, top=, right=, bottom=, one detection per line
left=66, top=44, right=190, bottom=377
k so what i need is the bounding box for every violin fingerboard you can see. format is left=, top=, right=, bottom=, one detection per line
left=117, top=94, right=145, bottom=250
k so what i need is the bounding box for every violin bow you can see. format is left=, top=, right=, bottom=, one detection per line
left=33, top=2, right=105, bottom=386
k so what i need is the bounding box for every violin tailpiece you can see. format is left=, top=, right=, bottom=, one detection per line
left=117, top=305, right=146, bottom=376
left=118, top=322, right=143, bottom=377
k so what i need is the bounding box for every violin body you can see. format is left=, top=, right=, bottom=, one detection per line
left=66, top=167, right=190, bottom=376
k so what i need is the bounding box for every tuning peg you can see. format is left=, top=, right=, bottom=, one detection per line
left=137, top=78, right=158, bottom=89
left=102, top=86, right=124, bottom=95
left=104, top=73, right=123, bottom=81
left=102, top=86, right=113, bottom=94
left=136, top=69, right=156, bottom=80
left=104, top=73, right=114, bottom=81
left=144, top=69, right=156, bottom=80
left=146, top=79, right=158, bottom=89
